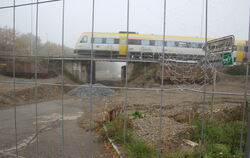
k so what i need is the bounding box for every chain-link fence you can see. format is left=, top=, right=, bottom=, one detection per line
left=0, top=0, right=249, bottom=158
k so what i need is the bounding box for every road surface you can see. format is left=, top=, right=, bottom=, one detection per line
left=0, top=98, right=112, bottom=158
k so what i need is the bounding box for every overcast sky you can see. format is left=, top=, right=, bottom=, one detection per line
left=0, top=0, right=249, bottom=48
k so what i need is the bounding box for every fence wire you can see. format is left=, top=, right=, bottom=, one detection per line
left=0, top=0, right=249, bottom=158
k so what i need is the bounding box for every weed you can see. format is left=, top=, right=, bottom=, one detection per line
left=132, top=110, right=144, bottom=119
left=105, top=115, right=156, bottom=158
left=188, top=119, right=246, bottom=157
left=163, top=149, right=200, bottom=158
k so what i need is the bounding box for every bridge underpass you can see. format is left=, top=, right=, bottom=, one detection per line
left=0, top=51, right=206, bottom=85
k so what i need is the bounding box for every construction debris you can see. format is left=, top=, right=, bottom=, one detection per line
left=68, top=83, right=116, bottom=99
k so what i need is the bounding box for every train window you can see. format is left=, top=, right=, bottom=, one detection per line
left=102, top=38, right=106, bottom=44
left=175, top=42, right=179, bottom=47
left=120, top=39, right=126, bottom=44
left=150, top=40, right=155, bottom=46
left=155, top=40, right=163, bottom=46
left=186, top=42, right=191, bottom=48
left=178, top=42, right=187, bottom=48
left=166, top=41, right=175, bottom=47
left=106, top=38, right=115, bottom=44
left=237, top=45, right=245, bottom=51
left=114, top=39, right=119, bottom=44
left=198, top=43, right=204, bottom=48
left=128, top=39, right=141, bottom=45
left=80, top=36, right=88, bottom=43
left=141, top=40, right=150, bottom=45
left=191, top=42, right=199, bottom=48
left=93, top=38, right=103, bottom=44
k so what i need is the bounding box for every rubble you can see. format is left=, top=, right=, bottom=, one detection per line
left=68, top=83, right=116, bottom=98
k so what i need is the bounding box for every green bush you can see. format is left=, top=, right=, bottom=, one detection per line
left=188, top=119, right=246, bottom=157
left=132, top=110, right=144, bottom=119
left=105, top=115, right=156, bottom=158
left=163, top=149, right=199, bottom=158
left=127, top=139, right=156, bottom=158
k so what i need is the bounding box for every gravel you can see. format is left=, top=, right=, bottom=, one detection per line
left=68, top=83, right=116, bottom=98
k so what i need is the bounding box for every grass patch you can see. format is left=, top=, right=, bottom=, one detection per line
left=186, top=118, right=246, bottom=158
left=164, top=119, right=246, bottom=158
left=132, top=110, right=145, bottom=119
left=105, top=108, right=246, bottom=158
left=163, top=149, right=200, bottom=158
left=164, top=107, right=246, bottom=158
left=105, top=115, right=156, bottom=158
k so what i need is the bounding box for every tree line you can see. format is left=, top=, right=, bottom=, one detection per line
left=0, top=26, right=72, bottom=56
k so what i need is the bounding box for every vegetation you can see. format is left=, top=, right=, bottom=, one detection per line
left=187, top=119, right=246, bottom=158
left=128, top=63, right=156, bottom=82
left=0, top=26, right=72, bottom=56
left=64, top=68, right=85, bottom=84
left=105, top=115, right=156, bottom=158
left=105, top=107, right=246, bottom=158
left=49, top=61, right=84, bottom=84
left=132, top=110, right=145, bottom=119
left=167, top=107, right=246, bottom=158
left=164, top=149, right=200, bottom=158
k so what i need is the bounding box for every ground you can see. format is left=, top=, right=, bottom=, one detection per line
left=92, top=71, right=249, bottom=154
left=0, top=71, right=249, bottom=157
left=0, top=75, right=115, bottom=158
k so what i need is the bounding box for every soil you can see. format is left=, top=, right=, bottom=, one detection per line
left=91, top=72, right=249, bottom=153
left=0, top=71, right=249, bottom=154
left=0, top=74, right=74, bottom=109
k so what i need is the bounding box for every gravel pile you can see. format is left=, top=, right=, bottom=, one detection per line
left=68, top=83, right=116, bottom=98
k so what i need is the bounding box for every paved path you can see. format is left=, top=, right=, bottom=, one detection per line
left=0, top=98, right=112, bottom=158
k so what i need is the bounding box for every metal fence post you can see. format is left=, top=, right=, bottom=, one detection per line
left=210, top=68, right=216, bottom=120
left=244, top=6, right=250, bottom=158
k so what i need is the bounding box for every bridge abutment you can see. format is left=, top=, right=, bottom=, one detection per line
left=64, top=60, right=95, bottom=83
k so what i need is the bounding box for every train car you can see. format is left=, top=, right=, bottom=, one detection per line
left=74, top=32, right=247, bottom=62
left=3, top=61, right=49, bottom=77
left=74, top=32, right=205, bottom=60
left=235, top=40, right=248, bottom=63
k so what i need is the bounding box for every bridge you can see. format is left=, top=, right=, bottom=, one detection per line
left=0, top=52, right=206, bottom=83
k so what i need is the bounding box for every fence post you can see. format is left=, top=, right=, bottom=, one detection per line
left=210, top=68, right=216, bottom=120
left=246, top=103, right=250, bottom=158
left=244, top=7, right=250, bottom=158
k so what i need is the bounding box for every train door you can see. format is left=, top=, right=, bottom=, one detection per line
left=119, top=36, right=127, bottom=55
left=235, top=43, right=246, bottom=62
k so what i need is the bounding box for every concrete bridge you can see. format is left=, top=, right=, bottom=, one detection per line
left=0, top=54, right=146, bottom=83
left=0, top=53, right=204, bottom=83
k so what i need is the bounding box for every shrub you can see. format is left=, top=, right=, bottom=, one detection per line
left=188, top=119, right=246, bottom=157
left=105, top=115, right=156, bottom=158
left=132, top=110, right=144, bottom=119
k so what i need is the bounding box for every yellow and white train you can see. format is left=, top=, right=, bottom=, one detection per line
left=74, top=32, right=247, bottom=62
